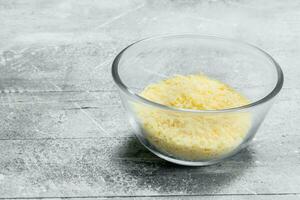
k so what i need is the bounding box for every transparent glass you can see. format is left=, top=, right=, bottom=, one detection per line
left=112, top=35, right=284, bottom=166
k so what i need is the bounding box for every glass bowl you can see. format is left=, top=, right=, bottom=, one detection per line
left=111, top=35, right=283, bottom=166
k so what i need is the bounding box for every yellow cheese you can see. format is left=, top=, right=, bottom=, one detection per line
left=137, top=74, right=251, bottom=160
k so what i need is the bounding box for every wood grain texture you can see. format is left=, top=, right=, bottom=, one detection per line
left=0, top=0, right=299, bottom=199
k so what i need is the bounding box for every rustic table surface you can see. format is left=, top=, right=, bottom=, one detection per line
left=0, top=0, right=299, bottom=199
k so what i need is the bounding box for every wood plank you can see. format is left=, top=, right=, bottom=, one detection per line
left=0, top=195, right=299, bottom=200
left=39, top=194, right=300, bottom=200
left=0, top=46, right=299, bottom=93
left=0, top=136, right=299, bottom=198
left=0, top=91, right=131, bottom=139
left=0, top=88, right=298, bottom=140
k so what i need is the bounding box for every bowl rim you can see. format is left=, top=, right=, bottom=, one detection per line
left=111, top=34, right=284, bottom=113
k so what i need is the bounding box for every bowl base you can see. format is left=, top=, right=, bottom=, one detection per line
left=135, top=134, right=240, bottom=166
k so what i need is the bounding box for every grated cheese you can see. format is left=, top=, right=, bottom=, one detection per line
left=137, top=74, right=251, bottom=160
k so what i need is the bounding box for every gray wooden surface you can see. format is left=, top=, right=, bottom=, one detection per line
left=0, top=0, right=299, bottom=199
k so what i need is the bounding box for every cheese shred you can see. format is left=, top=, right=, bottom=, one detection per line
left=136, top=74, right=251, bottom=160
